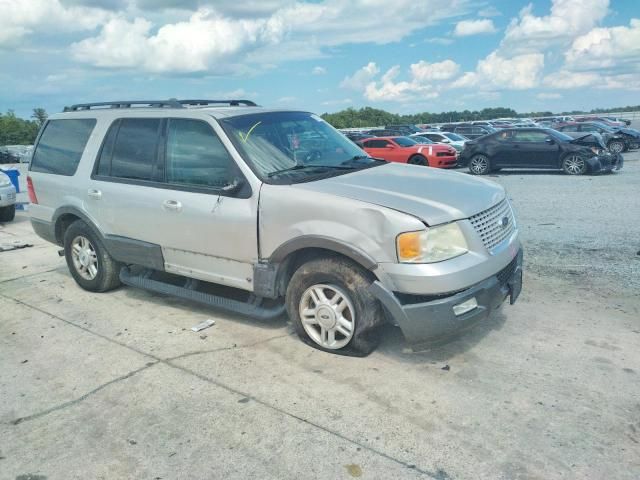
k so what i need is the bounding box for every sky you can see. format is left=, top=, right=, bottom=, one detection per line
left=1, top=0, right=639, bottom=118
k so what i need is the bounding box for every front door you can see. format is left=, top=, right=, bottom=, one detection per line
left=86, top=116, right=258, bottom=291
left=511, top=130, right=559, bottom=167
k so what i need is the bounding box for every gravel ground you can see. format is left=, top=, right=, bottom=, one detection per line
left=462, top=151, right=640, bottom=295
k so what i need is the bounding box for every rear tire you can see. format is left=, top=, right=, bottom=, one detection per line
left=0, top=204, right=15, bottom=222
left=408, top=155, right=428, bottom=166
left=469, top=154, right=490, bottom=175
left=63, top=220, right=121, bottom=292
left=562, top=154, right=587, bottom=175
left=285, top=256, right=383, bottom=356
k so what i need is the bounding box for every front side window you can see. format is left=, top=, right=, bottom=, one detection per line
left=366, top=139, right=390, bottom=148
left=97, top=118, right=161, bottom=181
left=31, top=119, right=96, bottom=176
left=166, top=119, right=234, bottom=188
left=221, top=111, right=381, bottom=183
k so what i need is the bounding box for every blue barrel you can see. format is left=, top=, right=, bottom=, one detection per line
left=1, top=168, right=20, bottom=192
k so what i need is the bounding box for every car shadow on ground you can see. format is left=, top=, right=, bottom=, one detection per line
left=375, top=309, right=508, bottom=363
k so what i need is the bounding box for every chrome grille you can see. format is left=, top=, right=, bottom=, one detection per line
left=469, top=199, right=516, bottom=253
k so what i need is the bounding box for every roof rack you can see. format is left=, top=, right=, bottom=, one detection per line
left=63, top=98, right=258, bottom=112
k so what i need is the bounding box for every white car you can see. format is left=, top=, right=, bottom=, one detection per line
left=411, top=131, right=467, bottom=152
left=0, top=170, right=17, bottom=222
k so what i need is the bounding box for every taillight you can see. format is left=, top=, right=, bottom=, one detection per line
left=27, top=176, right=38, bottom=204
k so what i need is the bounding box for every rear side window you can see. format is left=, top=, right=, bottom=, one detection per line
left=96, top=118, right=161, bottom=181
left=165, top=119, right=234, bottom=188
left=31, top=119, right=96, bottom=176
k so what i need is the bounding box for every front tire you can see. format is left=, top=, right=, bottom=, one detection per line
left=0, top=204, right=15, bottom=222
left=408, top=155, right=428, bottom=166
left=608, top=140, right=624, bottom=154
left=469, top=154, right=490, bottom=175
left=64, top=220, right=121, bottom=292
left=285, top=256, right=383, bottom=356
left=562, top=154, right=587, bottom=175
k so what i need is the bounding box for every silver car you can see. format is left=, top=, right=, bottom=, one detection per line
left=0, top=170, right=17, bottom=222
left=28, top=99, right=523, bottom=356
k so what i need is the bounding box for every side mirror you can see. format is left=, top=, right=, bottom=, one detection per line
left=545, top=138, right=555, bottom=144
left=385, top=144, right=396, bottom=149
left=221, top=177, right=244, bottom=195
left=442, top=139, right=450, bottom=143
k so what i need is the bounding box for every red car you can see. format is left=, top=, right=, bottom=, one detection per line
left=359, top=136, right=457, bottom=168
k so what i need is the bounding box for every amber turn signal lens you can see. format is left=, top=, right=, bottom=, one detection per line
left=397, top=231, right=422, bottom=261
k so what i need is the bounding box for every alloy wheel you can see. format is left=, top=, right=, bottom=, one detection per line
left=71, top=235, right=98, bottom=280
left=470, top=155, right=489, bottom=174
left=609, top=142, right=624, bottom=153
left=299, top=284, right=355, bottom=349
left=564, top=155, right=586, bottom=175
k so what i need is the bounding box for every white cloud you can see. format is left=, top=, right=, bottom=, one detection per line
left=340, top=62, right=380, bottom=90
left=312, top=66, right=327, bottom=75
left=61, top=0, right=476, bottom=73
left=452, top=51, right=545, bottom=90
left=424, top=37, right=453, bottom=45
left=71, top=10, right=285, bottom=72
left=543, top=70, right=601, bottom=88
left=501, top=0, right=609, bottom=53
left=478, top=6, right=501, bottom=17
left=564, top=18, right=640, bottom=68
left=454, top=19, right=496, bottom=37
left=536, top=92, right=562, bottom=100
left=410, top=60, right=460, bottom=81
left=0, top=0, right=113, bottom=46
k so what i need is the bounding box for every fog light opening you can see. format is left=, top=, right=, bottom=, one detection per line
left=453, top=297, right=478, bottom=316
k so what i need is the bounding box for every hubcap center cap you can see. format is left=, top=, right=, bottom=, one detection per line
left=316, top=306, right=336, bottom=329
left=79, top=251, right=90, bottom=266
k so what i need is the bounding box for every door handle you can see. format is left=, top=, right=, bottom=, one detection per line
left=163, top=199, right=182, bottom=212
left=87, top=188, right=102, bottom=199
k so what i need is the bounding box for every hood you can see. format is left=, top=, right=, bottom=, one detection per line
left=617, top=128, right=640, bottom=138
left=568, top=134, right=606, bottom=149
left=295, top=163, right=505, bottom=226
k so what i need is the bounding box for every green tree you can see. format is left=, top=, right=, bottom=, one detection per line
left=31, top=108, right=48, bottom=128
left=0, top=110, right=40, bottom=145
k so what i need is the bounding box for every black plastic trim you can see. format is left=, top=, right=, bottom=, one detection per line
left=30, top=218, right=56, bottom=245
left=103, top=235, right=165, bottom=270
left=268, top=235, right=378, bottom=271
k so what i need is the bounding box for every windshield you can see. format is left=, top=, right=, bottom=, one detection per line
left=411, top=135, right=434, bottom=144
left=550, top=130, right=575, bottom=142
left=220, top=111, right=379, bottom=182
left=443, top=133, right=465, bottom=141
left=393, top=136, right=418, bottom=147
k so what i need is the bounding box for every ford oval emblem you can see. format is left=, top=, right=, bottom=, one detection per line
left=501, top=216, right=509, bottom=228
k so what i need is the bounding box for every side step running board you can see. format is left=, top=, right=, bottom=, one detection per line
left=119, top=267, right=286, bottom=321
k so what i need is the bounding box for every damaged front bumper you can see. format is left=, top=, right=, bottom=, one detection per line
left=587, top=153, right=623, bottom=173
left=369, top=249, right=523, bottom=350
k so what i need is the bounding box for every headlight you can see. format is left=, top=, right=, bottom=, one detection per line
left=397, top=223, right=469, bottom=263
left=0, top=173, right=11, bottom=187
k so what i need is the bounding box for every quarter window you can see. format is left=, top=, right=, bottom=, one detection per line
left=31, top=119, right=96, bottom=176
left=165, top=119, right=234, bottom=188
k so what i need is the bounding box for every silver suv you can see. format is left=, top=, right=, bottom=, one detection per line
left=28, top=99, right=523, bottom=356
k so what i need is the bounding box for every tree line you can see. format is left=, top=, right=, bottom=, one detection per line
left=321, top=105, right=640, bottom=129
left=0, top=109, right=47, bottom=145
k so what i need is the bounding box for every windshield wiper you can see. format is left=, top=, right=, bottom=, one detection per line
left=340, top=155, right=384, bottom=166
left=267, top=164, right=356, bottom=178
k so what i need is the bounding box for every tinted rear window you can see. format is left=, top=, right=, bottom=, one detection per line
left=31, top=119, right=96, bottom=175
left=95, top=118, right=161, bottom=181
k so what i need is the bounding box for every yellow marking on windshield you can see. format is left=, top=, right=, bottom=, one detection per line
left=239, top=121, right=262, bottom=143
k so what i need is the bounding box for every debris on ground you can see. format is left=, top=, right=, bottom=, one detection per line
left=0, top=241, right=33, bottom=252
left=191, top=319, right=215, bottom=332
left=441, top=365, right=450, bottom=371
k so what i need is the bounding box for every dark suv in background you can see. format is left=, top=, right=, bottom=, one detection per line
left=441, top=124, right=496, bottom=139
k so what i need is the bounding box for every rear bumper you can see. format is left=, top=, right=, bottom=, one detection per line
left=370, top=249, right=523, bottom=349
left=31, top=218, right=57, bottom=244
